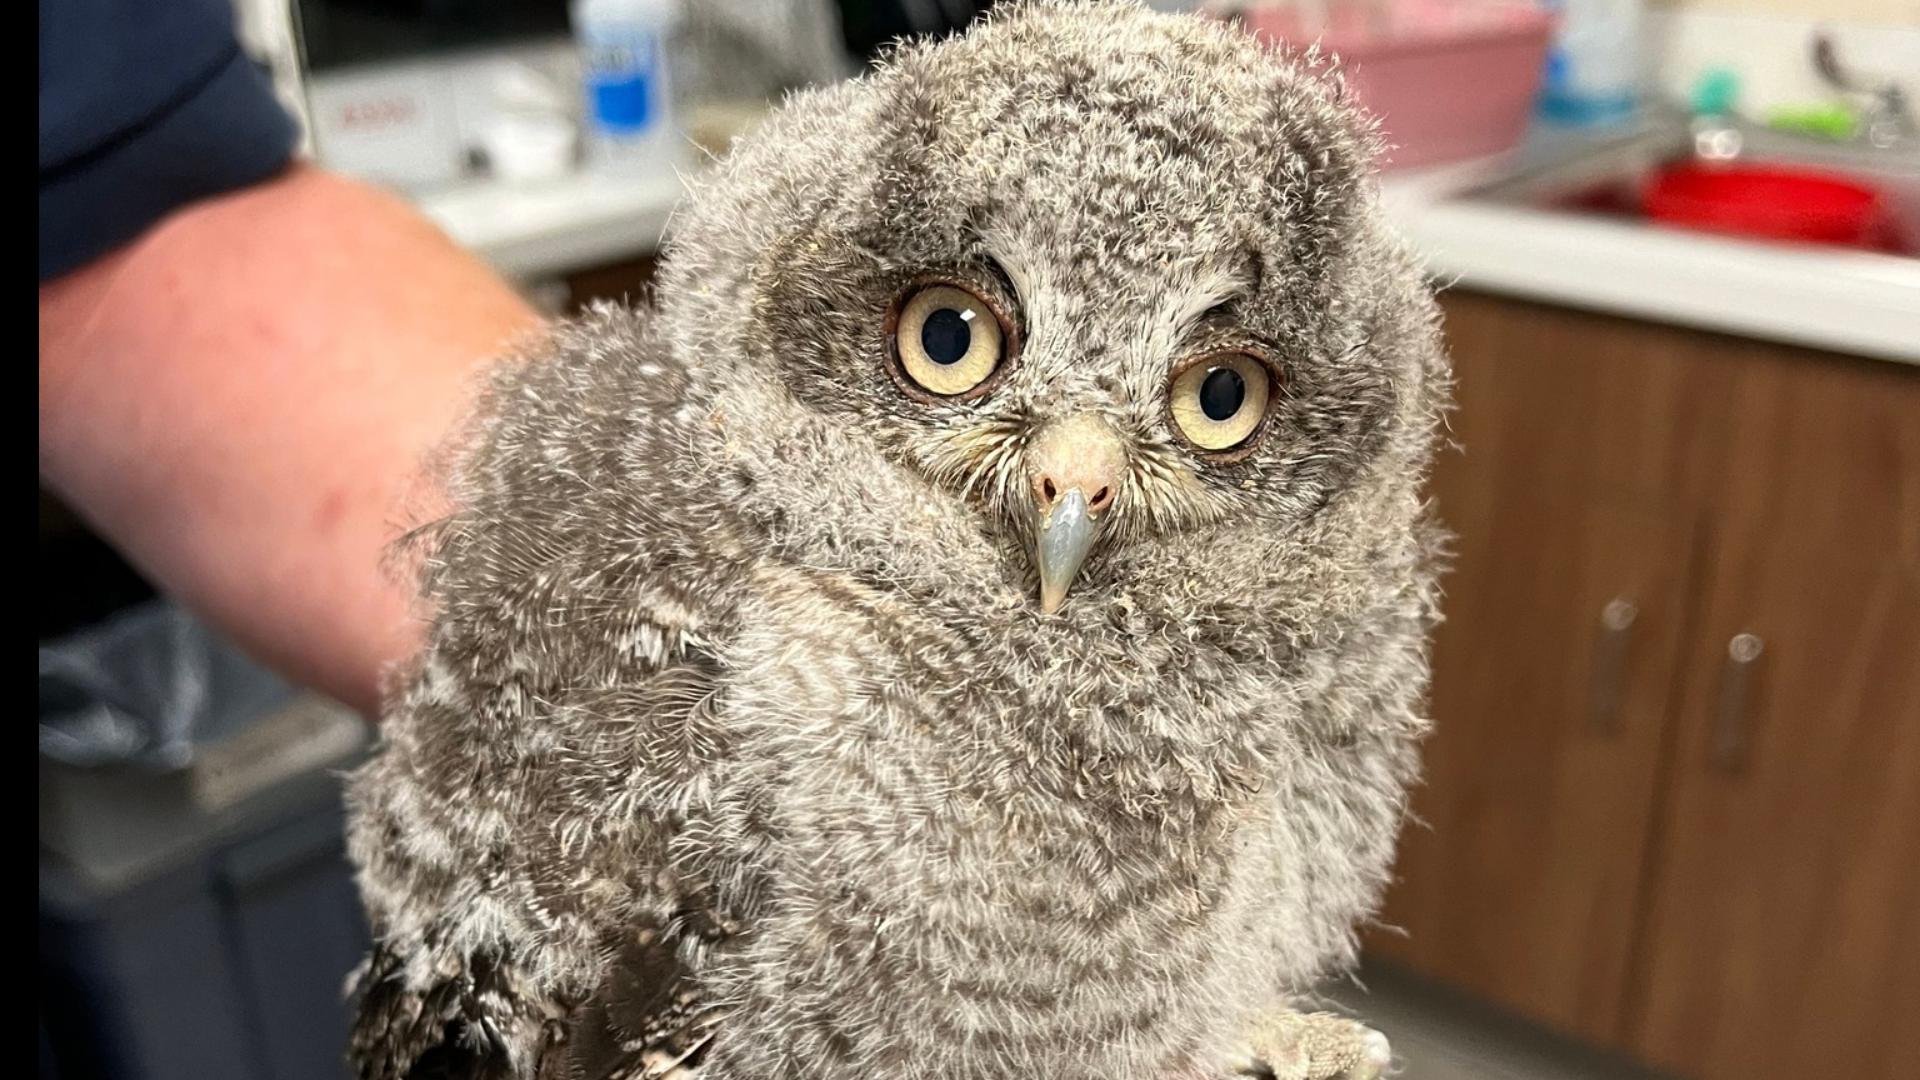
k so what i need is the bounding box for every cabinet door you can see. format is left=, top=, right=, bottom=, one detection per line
left=1629, top=348, right=1920, bottom=1080
left=1368, top=292, right=1714, bottom=1043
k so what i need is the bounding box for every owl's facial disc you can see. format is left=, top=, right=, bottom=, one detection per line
left=1025, top=414, right=1125, bottom=614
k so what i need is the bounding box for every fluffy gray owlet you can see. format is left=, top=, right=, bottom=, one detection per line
left=344, top=3, right=1451, bottom=1079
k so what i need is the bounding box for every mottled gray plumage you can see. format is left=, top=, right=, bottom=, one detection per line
left=344, top=3, right=1451, bottom=1079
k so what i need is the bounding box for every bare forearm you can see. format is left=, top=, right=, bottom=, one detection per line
left=39, top=163, right=542, bottom=715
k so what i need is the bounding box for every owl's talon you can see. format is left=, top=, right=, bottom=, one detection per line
left=1236, top=1008, right=1392, bottom=1080
left=1348, top=1028, right=1391, bottom=1080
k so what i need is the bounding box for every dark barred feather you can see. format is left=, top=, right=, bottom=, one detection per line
left=351, top=932, right=726, bottom=1080
left=349, top=946, right=560, bottom=1080
left=543, top=931, right=725, bottom=1080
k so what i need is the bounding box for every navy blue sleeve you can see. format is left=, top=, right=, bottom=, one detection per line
left=39, top=0, right=300, bottom=281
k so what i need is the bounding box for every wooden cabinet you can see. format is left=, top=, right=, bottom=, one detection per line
left=1367, top=290, right=1920, bottom=1080
left=1630, top=349, right=1920, bottom=1080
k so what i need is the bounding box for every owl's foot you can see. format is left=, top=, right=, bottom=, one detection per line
left=1226, top=1008, right=1392, bottom=1080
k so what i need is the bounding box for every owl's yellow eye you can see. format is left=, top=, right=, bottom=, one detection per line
left=1168, top=352, right=1275, bottom=455
left=888, top=282, right=1012, bottom=400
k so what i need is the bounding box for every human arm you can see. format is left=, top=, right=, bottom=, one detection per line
left=38, top=163, right=541, bottom=715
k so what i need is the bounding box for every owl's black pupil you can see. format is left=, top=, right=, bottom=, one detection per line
left=1200, top=367, right=1246, bottom=421
left=921, top=308, right=972, bottom=366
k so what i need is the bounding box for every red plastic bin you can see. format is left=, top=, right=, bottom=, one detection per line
left=1641, top=162, right=1891, bottom=249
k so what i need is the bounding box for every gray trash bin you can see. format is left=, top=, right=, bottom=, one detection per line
left=39, top=601, right=374, bottom=1080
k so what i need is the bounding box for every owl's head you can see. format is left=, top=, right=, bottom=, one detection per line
left=660, top=0, right=1445, bottom=620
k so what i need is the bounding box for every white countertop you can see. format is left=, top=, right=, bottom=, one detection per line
left=416, top=141, right=1920, bottom=366
left=418, top=167, right=685, bottom=281
left=1379, top=152, right=1920, bottom=366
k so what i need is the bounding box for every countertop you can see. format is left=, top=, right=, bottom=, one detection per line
left=1379, top=129, right=1920, bottom=366
left=415, top=127, right=1920, bottom=366
left=419, top=167, right=685, bottom=282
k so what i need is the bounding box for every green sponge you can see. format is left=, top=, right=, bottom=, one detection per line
left=1766, top=103, right=1860, bottom=141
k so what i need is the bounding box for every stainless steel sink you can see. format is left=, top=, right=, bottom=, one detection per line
left=1463, top=114, right=1920, bottom=257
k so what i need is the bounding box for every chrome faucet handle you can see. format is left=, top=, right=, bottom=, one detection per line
left=1811, top=27, right=1916, bottom=150
left=1864, top=84, right=1917, bottom=151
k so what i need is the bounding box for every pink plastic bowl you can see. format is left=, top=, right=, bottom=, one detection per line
left=1226, top=0, right=1556, bottom=170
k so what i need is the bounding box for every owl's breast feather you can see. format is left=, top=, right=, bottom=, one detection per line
left=690, top=560, right=1392, bottom=1077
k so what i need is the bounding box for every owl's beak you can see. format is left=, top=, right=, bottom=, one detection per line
left=1035, top=488, right=1099, bottom=614
left=1027, top=415, right=1124, bottom=614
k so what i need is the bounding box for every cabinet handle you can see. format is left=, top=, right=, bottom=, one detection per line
left=1587, top=597, right=1639, bottom=736
left=1709, top=633, right=1766, bottom=774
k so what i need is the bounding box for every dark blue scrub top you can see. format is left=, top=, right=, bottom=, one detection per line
left=40, top=0, right=299, bottom=280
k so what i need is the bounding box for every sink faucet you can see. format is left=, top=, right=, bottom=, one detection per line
left=1811, top=28, right=1917, bottom=151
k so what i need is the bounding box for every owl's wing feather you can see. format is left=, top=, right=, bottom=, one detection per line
left=346, top=305, right=752, bottom=1080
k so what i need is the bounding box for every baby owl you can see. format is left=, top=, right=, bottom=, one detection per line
left=345, top=3, right=1451, bottom=1079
